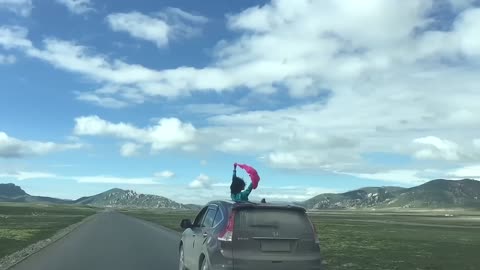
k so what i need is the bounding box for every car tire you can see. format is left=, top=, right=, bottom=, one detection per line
left=179, top=246, right=186, bottom=270
left=200, top=257, right=209, bottom=270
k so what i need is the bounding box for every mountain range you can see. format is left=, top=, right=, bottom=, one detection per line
left=1, top=179, right=480, bottom=210
left=0, top=183, right=200, bottom=210
left=304, top=179, right=480, bottom=209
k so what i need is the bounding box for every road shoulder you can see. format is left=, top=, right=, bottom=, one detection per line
left=0, top=213, right=98, bottom=270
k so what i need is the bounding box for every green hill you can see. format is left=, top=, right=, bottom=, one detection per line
left=305, top=179, right=480, bottom=209
left=0, top=183, right=71, bottom=204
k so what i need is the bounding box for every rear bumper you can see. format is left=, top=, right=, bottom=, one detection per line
left=209, top=243, right=322, bottom=270
left=232, top=258, right=323, bottom=270
left=211, top=264, right=234, bottom=270
left=211, top=261, right=322, bottom=270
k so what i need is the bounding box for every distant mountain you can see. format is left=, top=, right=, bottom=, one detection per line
left=0, top=183, right=71, bottom=204
left=0, top=183, right=27, bottom=197
left=304, top=179, right=480, bottom=209
left=385, top=179, right=480, bottom=208
left=304, top=186, right=406, bottom=209
left=0, top=184, right=200, bottom=210
left=74, top=188, right=198, bottom=210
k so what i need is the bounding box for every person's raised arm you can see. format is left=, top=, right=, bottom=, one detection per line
left=242, top=182, right=253, bottom=197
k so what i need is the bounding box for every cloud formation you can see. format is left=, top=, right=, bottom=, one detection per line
left=189, top=174, right=211, bottom=189
left=74, top=115, right=196, bottom=153
left=154, top=170, right=175, bottom=179
left=0, top=171, right=57, bottom=180
left=0, top=54, right=16, bottom=64
left=0, top=132, right=82, bottom=158
left=120, top=143, right=142, bottom=157
left=0, top=0, right=32, bottom=16
left=106, top=8, right=207, bottom=47
left=1, top=1, right=480, bottom=178
left=55, top=0, right=93, bottom=14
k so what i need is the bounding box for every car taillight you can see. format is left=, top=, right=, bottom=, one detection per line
left=309, top=219, right=320, bottom=245
left=218, top=210, right=236, bottom=242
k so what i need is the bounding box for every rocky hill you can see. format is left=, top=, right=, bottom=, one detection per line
left=74, top=188, right=195, bottom=209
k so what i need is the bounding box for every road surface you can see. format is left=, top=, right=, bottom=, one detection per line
left=10, top=211, right=181, bottom=270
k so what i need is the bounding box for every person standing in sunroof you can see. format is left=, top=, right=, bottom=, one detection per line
left=230, top=163, right=260, bottom=202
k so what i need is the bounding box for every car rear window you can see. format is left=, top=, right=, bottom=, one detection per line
left=234, top=208, right=313, bottom=238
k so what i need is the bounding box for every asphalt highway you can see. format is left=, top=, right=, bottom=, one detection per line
left=10, top=211, right=181, bottom=270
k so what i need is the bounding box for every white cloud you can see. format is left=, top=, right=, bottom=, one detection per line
left=73, top=175, right=156, bottom=185
left=448, top=165, right=480, bottom=179
left=106, top=8, right=207, bottom=47
left=154, top=170, right=175, bottom=179
left=76, top=92, right=128, bottom=109
left=0, top=132, right=82, bottom=158
left=0, top=26, right=32, bottom=49
left=55, top=0, right=93, bottom=14
left=74, top=115, right=196, bottom=153
left=413, top=136, right=462, bottom=161
left=0, top=54, right=16, bottom=64
left=120, top=143, right=142, bottom=157
left=184, top=103, right=242, bottom=115
left=107, top=12, right=169, bottom=47
left=267, top=151, right=335, bottom=170
left=0, top=171, right=57, bottom=180
left=76, top=85, right=146, bottom=108
left=74, top=116, right=143, bottom=139
left=1, top=2, right=480, bottom=105
left=217, top=138, right=261, bottom=153
left=0, top=0, right=32, bottom=16
left=161, top=7, right=208, bottom=24
left=341, top=170, right=430, bottom=185
left=473, top=139, right=480, bottom=149
left=189, top=174, right=211, bottom=189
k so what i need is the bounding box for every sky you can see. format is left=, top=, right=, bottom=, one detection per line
left=1, top=0, right=480, bottom=204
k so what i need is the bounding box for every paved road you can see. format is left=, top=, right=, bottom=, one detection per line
left=11, top=211, right=181, bottom=270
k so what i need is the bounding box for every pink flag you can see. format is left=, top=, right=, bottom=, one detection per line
left=235, top=163, right=260, bottom=189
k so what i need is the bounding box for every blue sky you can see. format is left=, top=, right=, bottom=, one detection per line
left=1, top=0, right=480, bottom=204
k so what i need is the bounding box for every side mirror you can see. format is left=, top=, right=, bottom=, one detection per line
left=180, top=219, right=193, bottom=229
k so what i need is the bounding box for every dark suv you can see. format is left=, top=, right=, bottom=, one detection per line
left=179, top=200, right=322, bottom=270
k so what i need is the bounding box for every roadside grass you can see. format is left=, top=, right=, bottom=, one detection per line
left=124, top=208, right=480, bottom=270
left=310, top=212, right=480, bottom=270
left=0, top=203, right=97, bottom=259
left=120, top=209, right=196, bottom=233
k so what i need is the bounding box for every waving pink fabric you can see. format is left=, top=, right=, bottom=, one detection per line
left=234, top=163, right=260, bottom=189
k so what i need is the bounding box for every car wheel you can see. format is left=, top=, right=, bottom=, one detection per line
left=200, top=257, right=209, bottom=270
left=179, top=246, right=186, bottom=270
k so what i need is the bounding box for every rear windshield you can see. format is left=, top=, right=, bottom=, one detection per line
left=234, top=208, right=313, bottom=238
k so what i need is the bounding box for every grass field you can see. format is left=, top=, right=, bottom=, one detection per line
left=123, top=208, right=480, bottom=270
left=0, top=203, right=97, bottom=259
